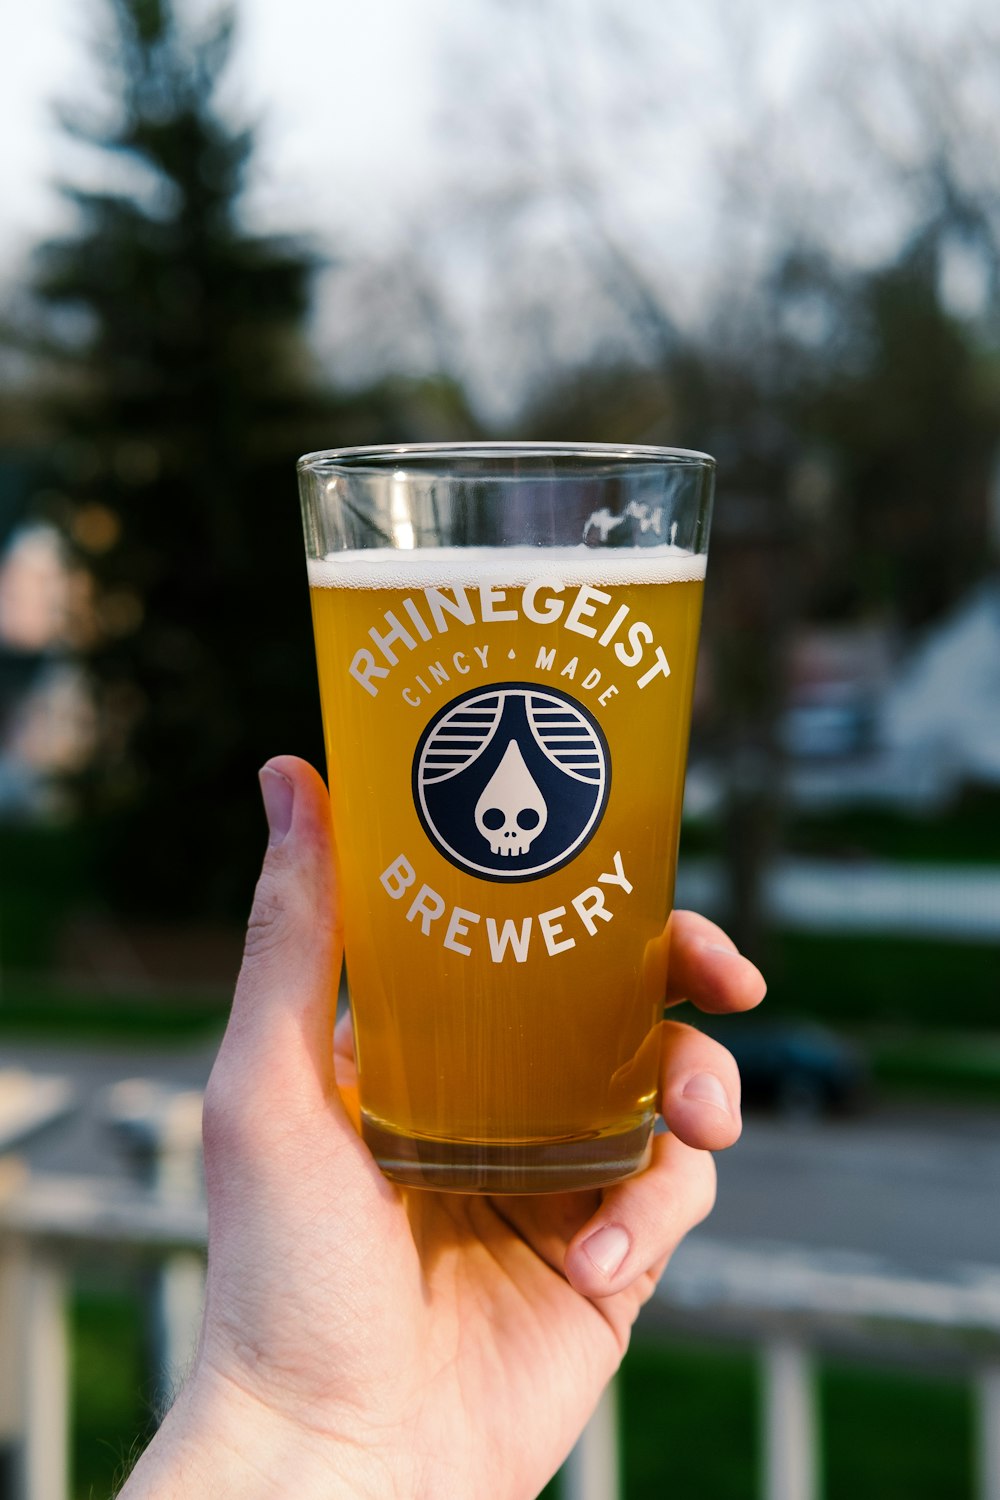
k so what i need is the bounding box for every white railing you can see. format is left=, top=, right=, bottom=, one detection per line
left=647, top=1235, right=1000, bottom=1500
left=3, top=1085, right=1000, bottom=1500
left=676, top=857, right=1000, bottom=941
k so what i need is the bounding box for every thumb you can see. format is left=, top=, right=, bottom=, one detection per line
left=217, top=756, right=343, bottom=1104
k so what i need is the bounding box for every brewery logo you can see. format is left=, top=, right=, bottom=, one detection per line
left=412, top=682, right=611, bottom=882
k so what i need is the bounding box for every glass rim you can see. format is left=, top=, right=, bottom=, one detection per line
left=297, top=440, right=715, bottom=475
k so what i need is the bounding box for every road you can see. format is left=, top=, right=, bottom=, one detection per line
left=709, top=1106, right=1000, bottom=1276
left=4, top=1038, right=1000, bottom=1279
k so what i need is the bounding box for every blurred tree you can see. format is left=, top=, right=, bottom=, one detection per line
left=30, top=0, right=328, bottom=917
left=797, top=238, right=1000, bottom=628
left=27, top=0, right=479, bottom=921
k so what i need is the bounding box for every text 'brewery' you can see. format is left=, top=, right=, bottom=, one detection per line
left=379, top=849, right=634, bottom=963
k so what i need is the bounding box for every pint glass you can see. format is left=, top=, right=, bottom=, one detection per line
left=297, top=443, right=714, bottom=1192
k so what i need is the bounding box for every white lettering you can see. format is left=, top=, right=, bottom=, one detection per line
left=480, top=584, right=518, bottom=622
left=452, top=650, right=470, bottom=674
left=637, top=645, right=672, bottom=689
left=406, top=884, right=446, bottom=935
left=565, top=585, right=611, bottom=639
left=536, top=646, right=556, bottom=672
left=369, top=611, right=417, bottom=666
left=572, top=885, right=613, bottom=936
left=599, top=850, right=633, bottom=894
left=598, top=684, right=619, bottom=706
left=486, top=916, right=533, bottom=964
left=598, top=603, right=630, bottom=647
left=560, top=656, right=578, bottom=681
left=402, top=687, right=421, bottom=707
left=349, top=650, right=389, bottom=697
left=428, top=661, right=450, bottom=685
left=474, top=644, right=489, bottom=668
left=380, top=854, right=416, bottom=899
left=539, top=906, right=575, bottom=955
left=402, top=597, right=432, bottom=641
left=425, top=586, right=475, bottom=632
left=581, top=668, right=601, bottom=690
left=523, top=578, right=565, bottom=624
left=444, top=906, right=481, bottom=956
left=615, top=620, right=653, bottom=668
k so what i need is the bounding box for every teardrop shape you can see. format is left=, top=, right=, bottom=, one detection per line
left=474, top=738, right=548, bottom=856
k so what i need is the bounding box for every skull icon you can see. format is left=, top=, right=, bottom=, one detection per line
left=475, top=739, right=548, bottom=857
left=414, top=681, right=610, bottom=880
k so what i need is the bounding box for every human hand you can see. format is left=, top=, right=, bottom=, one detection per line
left=121, top=755, right=765, bottom=1500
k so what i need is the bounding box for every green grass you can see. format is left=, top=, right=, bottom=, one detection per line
left=0, top=822, right=96, bottom=971
left=0, top=976, right=229, bottom=1042
left=763, top=930, right=999, bottom=1031
left=560, top=1338, right=970, bottom=1500
left=73, top=1297, right=977, bottom=1500
left=72, top=1285, right=155, bottom=1500
left=683, top=786, right=1000, bottom=867
left=870, top=1032, right=1000, bottom=1105
left=617, top=1338, right=757, bottom=1497
left=786, top=790, right=1000, bottom=866
left=821, top=1359, right=973, bottom=1500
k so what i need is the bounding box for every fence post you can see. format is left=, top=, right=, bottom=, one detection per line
left=102, top=1082, right=206, bottom=1412
left=760, top=1335, right=819, bottom=1500
left=22, top=1254, right=70, bottom=1500
left=0, top=1160, right=29, bottom=1500
left=977, top=1363, right=1000, bottom=1500
left=562, top=1377, right=621, bottom=1500
left=0, top=1236, right=22, bottom=1497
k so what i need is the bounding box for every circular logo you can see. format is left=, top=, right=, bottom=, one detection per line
left=412, top=682, right=611, bottom=882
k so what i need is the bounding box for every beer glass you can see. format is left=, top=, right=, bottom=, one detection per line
left=297, top=443, right=713, bottom=1192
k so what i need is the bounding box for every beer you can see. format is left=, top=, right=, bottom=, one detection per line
left=308, top=545, right=706, bottom=1189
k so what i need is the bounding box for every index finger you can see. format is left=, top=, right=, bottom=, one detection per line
left=660, top=910, right=766, bottom=1014
left=332, top=1008, right=361, bottom=1132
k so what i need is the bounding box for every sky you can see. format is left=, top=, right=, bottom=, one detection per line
left=0, top=0, right=463, bottom=274
left=0, top=0, right=832, bottom=275
left=0, top=0, right=754, bottom=402
left=2, top=0, right=995, bottom=409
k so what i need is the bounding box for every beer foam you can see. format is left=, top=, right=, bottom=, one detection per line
left=307, top=545, right=706, bottom=590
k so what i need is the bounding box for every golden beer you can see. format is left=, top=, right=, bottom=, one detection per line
left=308, top=546, right=706, bottom=1190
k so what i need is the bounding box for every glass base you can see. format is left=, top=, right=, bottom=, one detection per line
left=361, top=1112, right=654, bottom=1194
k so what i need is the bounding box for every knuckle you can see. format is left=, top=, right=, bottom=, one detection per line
left=691, top=1152, right=718, bottom=1223
left=201, top=1062, right=255, bottom=1163
left=241, top=867, right=289, bottom=965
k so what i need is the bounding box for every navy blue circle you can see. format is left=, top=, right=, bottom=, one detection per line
left=411, top=681, right=611, bottom=883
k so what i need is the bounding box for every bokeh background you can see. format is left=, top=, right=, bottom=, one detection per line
left=1, top=1, right=999, bottom=1497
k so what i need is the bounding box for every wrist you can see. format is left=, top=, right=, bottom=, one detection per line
left=117, top=1364, right=392, bottom=1500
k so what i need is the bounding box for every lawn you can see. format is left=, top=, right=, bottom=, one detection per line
left=76, top=1291, right=974, bottom=1500
left=762, top=930, right=999, bottom=1032
left=681, top=786, right=1000, bottom=867
left=0, top=975, right=229, bottom=1043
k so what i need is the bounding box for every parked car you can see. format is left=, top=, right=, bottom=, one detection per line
left=705, top=1019, right=869, bottom=1118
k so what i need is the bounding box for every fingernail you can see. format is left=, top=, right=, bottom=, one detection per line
left=581, top=1223, right=630, bottom=1278
left=702, top=941, right=738, bottom=957
left=681, top=1072, right=732, bottom=1114
left=259, top=766, right=294, bottom=846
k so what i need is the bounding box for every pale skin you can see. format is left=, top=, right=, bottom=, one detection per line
left=119, top=755, right=766, bottom=1500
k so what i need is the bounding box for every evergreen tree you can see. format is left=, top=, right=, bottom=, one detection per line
left=34, top=0, right=328, bottom=917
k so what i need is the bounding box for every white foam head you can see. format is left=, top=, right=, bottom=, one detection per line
left=307, top=545, right=706, bottom=590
